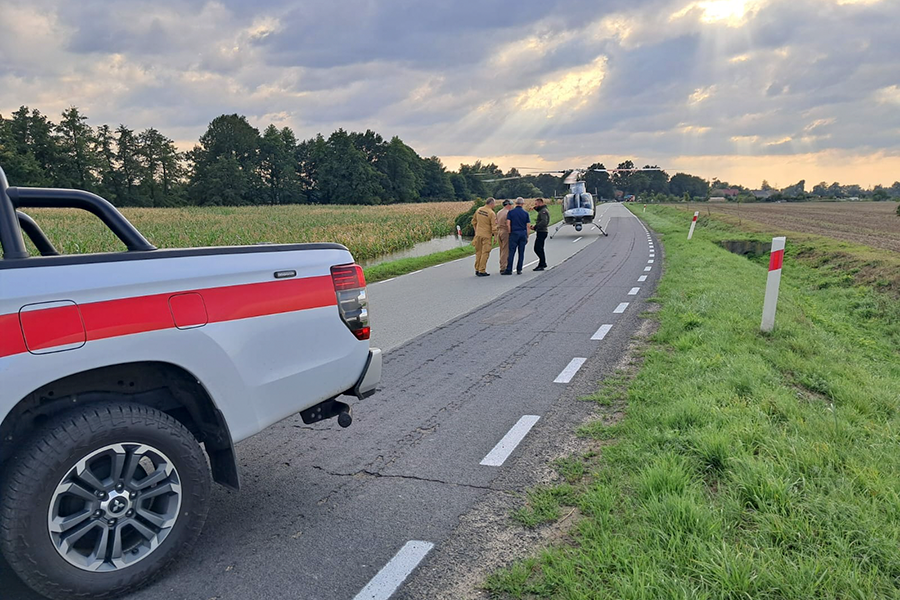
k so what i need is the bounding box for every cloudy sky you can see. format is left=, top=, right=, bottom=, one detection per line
left=1, top=0, right=898, bottom=188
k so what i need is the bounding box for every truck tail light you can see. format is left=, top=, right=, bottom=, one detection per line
left=331, top=264, right=370, bottom=340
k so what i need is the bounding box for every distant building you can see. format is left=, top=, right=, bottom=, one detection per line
left=720, top=188, right=740, bottom=197
left=752, top=190, right=772, bottom=199
left=709, top=196, right=727, bottom=203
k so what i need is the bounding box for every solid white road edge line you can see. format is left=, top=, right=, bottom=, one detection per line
left=480, top=415, right=541, bottom=467
left=591, top=324, right=614, bottom=341
left=629, top=287, right=640, bottom=295
left=639, top=275, right=648, bottom=282
left=353, top=541, right=435, bottom=600
left=409, top=269, right=423, bottom=275
left=554, top=358, right=587, bottom=383
left=524, top=260, right=538, bottom=268
left=614, top=302, right=630, bottom=314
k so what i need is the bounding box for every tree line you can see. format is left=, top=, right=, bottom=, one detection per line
left=2, top=106, right=895, bottom=207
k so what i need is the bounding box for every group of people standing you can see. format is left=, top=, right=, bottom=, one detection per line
left=471, top=196, right=550, bottom=277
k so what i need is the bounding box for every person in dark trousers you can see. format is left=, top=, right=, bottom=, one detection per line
left=530, top=197, right=550, bottom=271
left=503, top=197, right=530, bottom=275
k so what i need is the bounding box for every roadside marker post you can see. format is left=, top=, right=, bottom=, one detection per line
left=687, top=211, right=699, bottom=240
left=456, top=224, right=462, bottom=239
left=761, top=236, right=786, bottom=333
left=643, top=203, right=646, bottom=213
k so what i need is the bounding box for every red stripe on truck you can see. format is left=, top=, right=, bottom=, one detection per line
left=0, top=314, right=28, bottom=357
left=20, top=303, right=86, bottom=351
left=0, top=275, right=336, bottom=358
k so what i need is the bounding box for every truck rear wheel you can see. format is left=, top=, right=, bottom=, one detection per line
left=0, top=402, right=211, bottom=599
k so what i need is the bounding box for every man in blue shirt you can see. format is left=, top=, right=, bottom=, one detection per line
left=503, top=197, right=530, bottom=275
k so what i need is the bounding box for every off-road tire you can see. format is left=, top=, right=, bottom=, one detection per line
left=0, top=401, right=211, bottom=600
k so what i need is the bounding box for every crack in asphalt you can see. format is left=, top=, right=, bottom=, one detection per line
left=311, top=465, right=495, bottom=491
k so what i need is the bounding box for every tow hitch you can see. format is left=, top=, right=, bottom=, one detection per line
left=300, top=398, right=353, bottom=428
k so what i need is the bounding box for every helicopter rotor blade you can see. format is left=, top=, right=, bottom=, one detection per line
left=479, top=176, right=524, bottom=182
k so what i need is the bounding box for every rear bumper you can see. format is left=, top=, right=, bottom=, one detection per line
left=353, top=348, right=382, bottom=399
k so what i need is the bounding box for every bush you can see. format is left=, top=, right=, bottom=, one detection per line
left=454, top=198, right=485, bottom=236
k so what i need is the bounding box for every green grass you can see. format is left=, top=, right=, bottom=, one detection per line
left=485, top=205, right=900, bottom=599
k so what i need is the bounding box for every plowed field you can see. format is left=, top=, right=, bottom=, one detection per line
left=681, top=201, right=900, bottom=253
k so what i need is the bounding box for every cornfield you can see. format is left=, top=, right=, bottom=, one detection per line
left=21, top=202, right=472, bottom=261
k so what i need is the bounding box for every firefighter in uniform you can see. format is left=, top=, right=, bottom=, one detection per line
left=471, top=198, right=497, bottom=276
left=495, top=199, right=512, bottom=273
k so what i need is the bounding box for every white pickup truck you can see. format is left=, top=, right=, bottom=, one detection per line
left=0, top=168, right=382, bottom=599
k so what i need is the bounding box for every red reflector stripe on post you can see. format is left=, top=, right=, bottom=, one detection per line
left=769, top=249, right=784, bottom=271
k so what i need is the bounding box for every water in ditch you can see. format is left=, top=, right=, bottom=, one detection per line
left=359, top=234, right=472, bottom=267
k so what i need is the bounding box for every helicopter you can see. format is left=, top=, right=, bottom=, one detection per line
left=479, top=167, right=663, bottom=238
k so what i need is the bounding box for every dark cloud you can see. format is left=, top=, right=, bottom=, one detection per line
left=1, top=0, right=899, bottom=183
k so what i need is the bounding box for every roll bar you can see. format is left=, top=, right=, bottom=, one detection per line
left=16, top=211, right=59, bottom=256
left=6, top=187, right=156, bottom=252
left=0, top=167, right=28, bottom=259
left=0, top=164, right=157, bottom=257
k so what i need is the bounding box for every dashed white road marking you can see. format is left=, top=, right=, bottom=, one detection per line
left=354, top=541, right=434, bottom=600
left=614, top=302, right=630, bottom=313
left=524, top=260, right=538, bottom=268
left=480, top=415, right=541, bottom=466
left=648, top=260, right=654, bottom=264
left=629, top=287, right=640, bottom=295
left=572, top=237, right=583, bottom=243
left=649, top=253, right=655, bottom=257
left=644, top=266, right=652, bottom=272
left=639, top=275, right=648, bottom=282
left=554, top=358, right=587, bottom=383
left=591, top=324, right=614, bottom=340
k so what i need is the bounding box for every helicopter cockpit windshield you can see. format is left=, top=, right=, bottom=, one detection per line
left=564, top=192, right=593, bottom=211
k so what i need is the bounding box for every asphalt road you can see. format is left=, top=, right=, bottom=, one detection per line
left=1, top=204, right=660, bottom=600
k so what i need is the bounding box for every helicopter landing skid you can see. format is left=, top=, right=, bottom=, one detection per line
left=592, top=221, right=609, bottom=237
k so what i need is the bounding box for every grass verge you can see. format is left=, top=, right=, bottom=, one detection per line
left=485, top=204, right=900, bottom=599
left=363, top=204, right=563, bottom=283
left=364, top=245, right=475, bottom=282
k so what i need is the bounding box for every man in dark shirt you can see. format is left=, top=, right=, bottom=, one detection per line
left=503, top=197, right=530, bottom=275
left=530, top=197, right=550, bottom=271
